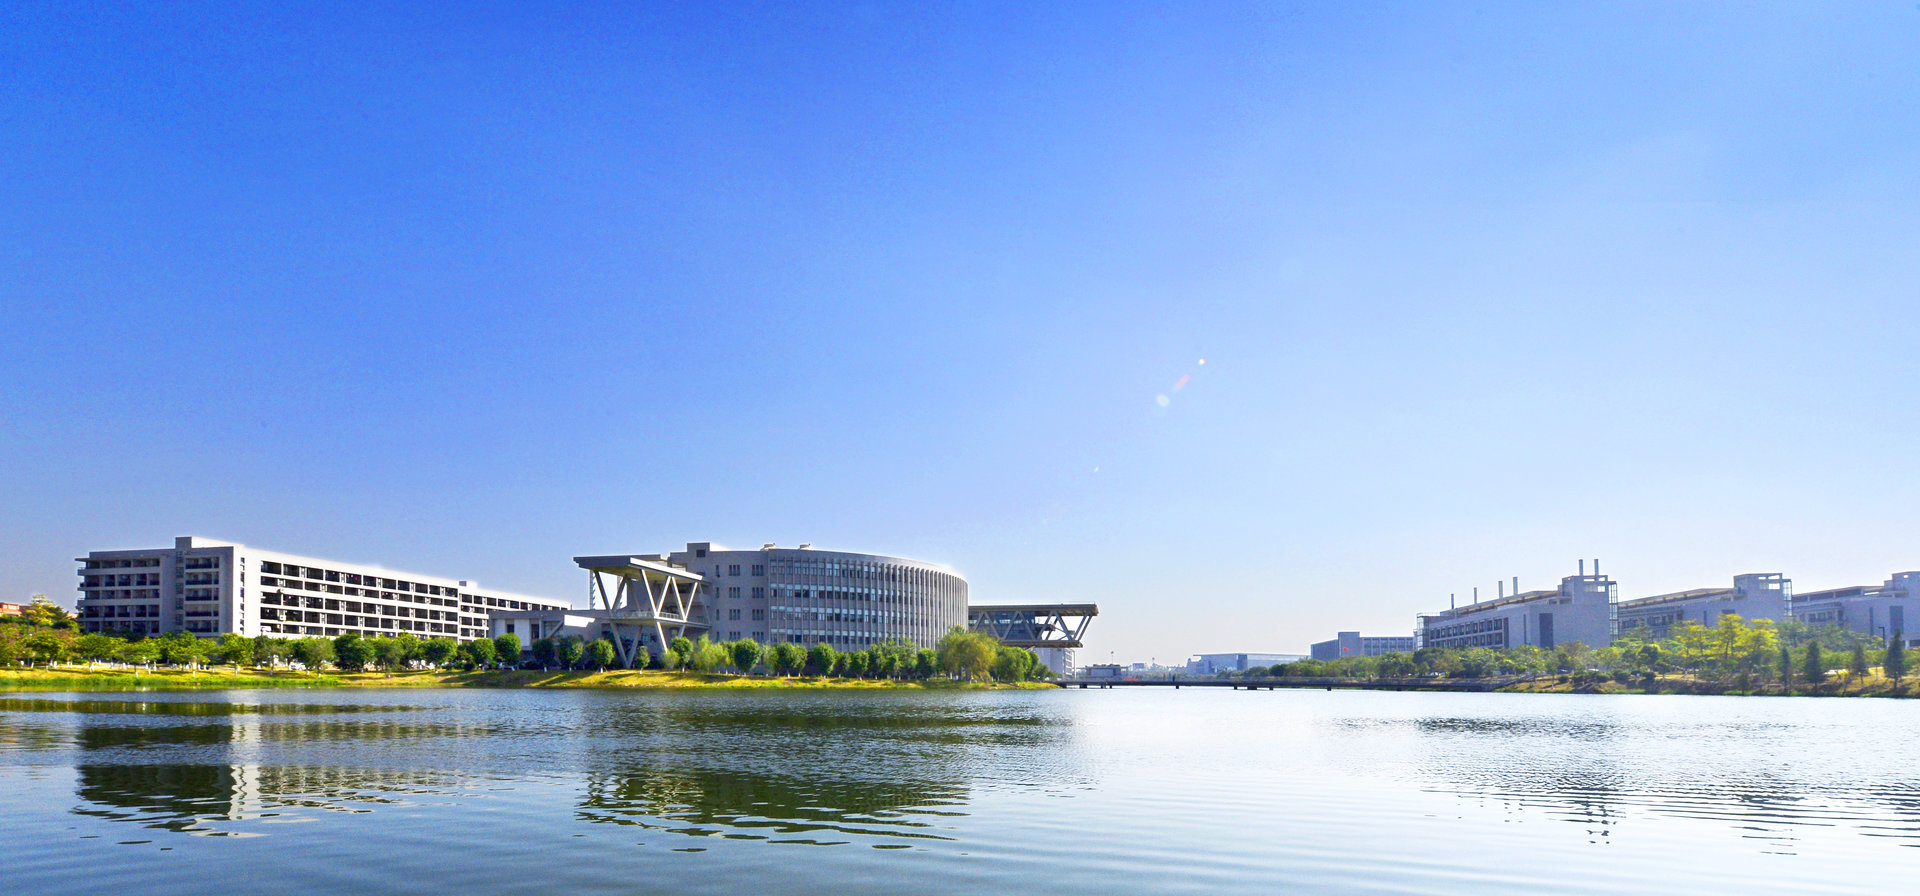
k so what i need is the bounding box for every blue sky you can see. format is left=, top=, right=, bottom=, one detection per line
left=4, top=2, right=1918, bottom=662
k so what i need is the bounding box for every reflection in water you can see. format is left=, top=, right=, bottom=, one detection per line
left=578, top=765, right=965, bottom=844
left=1334, top=711, right=1920, bottom=851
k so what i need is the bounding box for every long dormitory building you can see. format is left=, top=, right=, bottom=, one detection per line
left=77, top=536, right=569, bottom=640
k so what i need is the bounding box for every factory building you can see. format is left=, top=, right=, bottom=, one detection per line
left=1309, top=631, right=1416, bottom=661
left=1792, top=572, right=1920, bottom=648
left=1416, top=562, right=1617, bottom=651
left=1613, top=573, right=1791, bottom=639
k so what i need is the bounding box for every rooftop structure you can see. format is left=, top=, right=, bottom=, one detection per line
left=1792, top=572, right=1920, bottom=648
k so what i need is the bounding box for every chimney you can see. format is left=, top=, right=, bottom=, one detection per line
left=1594, top=558, right=1600, bottom=576
left=1473, top=587, right=1479, bottom=603
left=1498, top=581, right=1505, bottom=599
left=1450, top=592, right=1456, bottom=609
left=1513, top=575, right=1519, bottom=595
left=1580, top=559, right=1585, bottom=575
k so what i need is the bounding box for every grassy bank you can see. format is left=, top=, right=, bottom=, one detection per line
left=0, top=665, right=1055, bottom=692
left=1500, top=674, right=1919, bottom=698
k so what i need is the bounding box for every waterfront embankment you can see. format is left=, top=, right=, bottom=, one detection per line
left=0, top=666, right=1055, bottom=692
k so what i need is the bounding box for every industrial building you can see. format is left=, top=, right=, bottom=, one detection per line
left=76, top=536, right=569, bottom=640
left=1613, top=573, right=1791, bottom=639
left=1792, top=572, right=1920, bottom=648
left=1309, top=631, right=1416, bottom=660
left=1416, top=562, right=1617, bottom=651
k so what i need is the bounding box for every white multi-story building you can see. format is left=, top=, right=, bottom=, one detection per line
left=1613, top=573, right=1791, bottom=639
left=1417, top=563, right=1618, bottom=651
left=1309, top=631, right=1416, bottom=661
left=670, top=542, right=967, bottom=650
left=77, top=536, right=568, bottom=641
left=1792, top=572, right=1920, bottom=648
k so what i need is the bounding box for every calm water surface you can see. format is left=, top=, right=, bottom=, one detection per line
left=1, top=687, right=1915, bottom=894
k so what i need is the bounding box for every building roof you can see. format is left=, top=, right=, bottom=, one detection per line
left=1617, top=587, right=1735, bottom=609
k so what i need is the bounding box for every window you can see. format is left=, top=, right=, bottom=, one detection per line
left=752, top=564, right=764, bottom=576
left=728, top=608, right=742, bottom=620
left=751, top=609, right=765, bottom=620
left=729, top=564, right=741, bottom=576
left=752, top=587, right=764, bottom=599
left=696, top=549, right=707, bottom=558
left=729, top=586, right=741, bottom=599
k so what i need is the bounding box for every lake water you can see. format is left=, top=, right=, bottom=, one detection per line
left=0, top=687, right=1915, bottom=894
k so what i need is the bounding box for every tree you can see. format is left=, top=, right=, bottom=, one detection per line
left=530, top=637, right=558, bottom=668
left=773, top=642, right=806, bottom=676
left=1778, top=644, right=1793, bottom=689
left=936, top=628, right=997, bottom=681
left=214, top=633, right=254, bottom=667
left=731, top=640, right=764, bottom=674
left=21, top=630, right=69, bottom=665
left=1850, top=642, right=1870, bottom=682
left=21, top=595, right=76, bottom=630
left=846, top=649, right=871, bottom=679
left=494, top=633, right=522, bottom=667
left=115, top=639, right=160, bottom=666
left=372, top=636, right=410, bottom=671
left=420, top=637, right=460, bottom=668
left=1885, top=633, right=1908, bottom=684
left=990, top=645, right=1032, bottom=682
left=253, top=634, right=287, bottom=668
left=465, top=636, right=497, bottom=670
left=915, top=649, right=938, bottom=680
left=333, top=634, right=374, bottom=672
left=1802, top=643, right=1825, bottom=684
left=74, top=633, right=119, bottom=665
left=669, top=636, right=696, bottom=671
left=290, top=638, right=335, bottom=672
left=558, top=637, right=586, bottom=670
left=588, top=638, right=616, bottom=670
left=808, top=643, right=839, bottom=677
left=155, top=632, right=206, bottom=667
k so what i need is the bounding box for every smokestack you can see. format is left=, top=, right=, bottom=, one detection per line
left=1594, top=558, right=1600, bottom=576
left=1473, top=587, right=1479, bottom=604
left=1513, top=575, right=1519, bottom=595
left=1450, top=592, right=1456, bottom=609
left=1580, top=559, right=1585, bottom=575
left=1498, top=581, right=1504, bottom=599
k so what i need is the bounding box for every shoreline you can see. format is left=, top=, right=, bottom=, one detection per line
left=0, top=666, right=1055, bottom=692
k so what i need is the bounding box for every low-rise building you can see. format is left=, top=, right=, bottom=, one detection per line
left=1792, top=572, right=1920, bottom=648
left=1309, top=631, right=1416, bottom=661
left=1613, top=573, right=1790, bottom=639
left=1417, top=564, right=1617, bottom=650
left=1186, top=652, right=1304, bottom=675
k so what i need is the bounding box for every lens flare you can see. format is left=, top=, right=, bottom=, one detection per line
left=1173, top=373, right=1191, bottom=391
left=1155, top=395, right=1170, bottom=408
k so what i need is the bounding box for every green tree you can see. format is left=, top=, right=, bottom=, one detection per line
left=530, top=637, right=558, bottom=668
left=807, top=642, right=839, bottom=676
left=1885, top=633, right=1908, bottom=684
left=936, top=628, right=997, bottom=681
left=989, top=645, right=1032, bottom=682
left=1802, top=643, right=1825, bottom=684
left=1777, top=644, right=1793, bottom=689
left=21, top=630, right=69, bottom=665
left=290, top=637, right=335, bottom=672
left=252, top=634, right=286, bottom=668
left=773, top=642, right=806, bottom=676
left=588, top=638, right=616, bottom=670
left=333, top=633, right=374, bottom=671
left=1850, top=642, right=1870, bottom=681
left=494, top=633, right=522, bottom=667
left=420, top=637, right=460, bottom=668
left=155, top=632, right=206, bottom=667
left=629, top=642, right=650, bottom=670
left=214, top=633, right=254, bottom=667
left=669, top=636, right=696, bottom=671
left=846, top=649, right=871, bottom=678
left=21, top=595, right=76, bottom=630
left=372, top=636, right=409, bottom=671
left=915, top=649, right=938, bottom=679
left=465, top=636, right=498, bottom=669
left=731, top=639, right=764, bottom=674
left=558, top=637, right=586, bottom=670
left=115, top=639, right=160, bottom=666
left=73, top=633, right=119, bottom=665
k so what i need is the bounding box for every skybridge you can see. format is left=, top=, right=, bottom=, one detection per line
left=574, top=555, right=707, bottom=668
left=967, top=603, right=1098, bottom=648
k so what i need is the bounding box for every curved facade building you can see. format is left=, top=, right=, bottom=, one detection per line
left=669, top=542, right=967, bottom=650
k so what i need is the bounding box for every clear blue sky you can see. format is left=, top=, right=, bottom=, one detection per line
left=4, top=2, right=1918, bottom=662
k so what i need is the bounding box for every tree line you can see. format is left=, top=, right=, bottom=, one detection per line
left=0, top=599, right=1053, bottom=683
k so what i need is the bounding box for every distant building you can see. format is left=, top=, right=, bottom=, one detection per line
left=1792, top=572, right=1920, bottom=648
left=0, top=602, right=22, bottom=617
left=1614, top=573, right=1790, bottom=639
left=1186, top=652, right=1305, bottom=675
left=1309, top=631, right=1416, bottom=661
left=77, top=536, right=568, bottom=640
left=1084, top=663, right=1123, bottom=680
left=1417, top=563, right=1617, bottom=651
